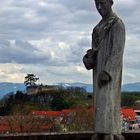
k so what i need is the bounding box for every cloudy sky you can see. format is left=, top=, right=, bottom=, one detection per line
left=0, top=0, right=139, bottom=85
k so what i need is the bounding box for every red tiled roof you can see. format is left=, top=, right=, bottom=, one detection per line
left=87, top=108, right=94, bottom=113
left=121, top=108, right=137, bottom=121
left=61, top=109, right=74, bottom=114
left=1, top=108, right=138, bottom=133
left=40, top=125, right=49, bottom=129
left=61, top=109, right=75, bottom=117
left=31, top=111, right=61, bottom=117
left=0, top=125, right=10, bottom=132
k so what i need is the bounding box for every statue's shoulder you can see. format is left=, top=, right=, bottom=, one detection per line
left=112, top=17, right=125, bottom=32
left=103, top=13, right=119, bottom=31
left=92, top=20, right=102, bottom=34
left=109, top=13, right=124, bottom=27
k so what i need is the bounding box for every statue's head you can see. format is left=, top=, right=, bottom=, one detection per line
left=94, top=0, right=113, bottom=18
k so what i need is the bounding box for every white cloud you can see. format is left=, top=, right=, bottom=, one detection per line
left=0, top=63, right=25, bottom=83
left=0, top=0, right=139, bottom=85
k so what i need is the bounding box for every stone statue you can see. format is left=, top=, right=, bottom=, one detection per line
left=83, top=0, right=125, bottom=140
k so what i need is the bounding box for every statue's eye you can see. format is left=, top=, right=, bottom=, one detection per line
left=96, top=2, right=105, bottom=6
left=100, top=2, right=106, bottom=5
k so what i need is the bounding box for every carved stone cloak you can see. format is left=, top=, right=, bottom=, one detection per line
left=92, top=13, right=125, bottom=134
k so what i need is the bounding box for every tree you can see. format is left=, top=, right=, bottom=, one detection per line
left=51, top=97, right=71, bottom=111
left=24, top=74, right=39, bottom=87
left=65, top=106, right=94, bottom=131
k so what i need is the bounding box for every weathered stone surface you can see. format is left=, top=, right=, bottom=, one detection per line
left=93, top=15, right=125, bottom=134
left=83, top=0, right=125, bottom=138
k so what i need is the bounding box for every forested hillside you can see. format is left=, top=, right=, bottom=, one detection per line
left=0, top=87, right=140, bottom=116
left=0, top=87, right=92, bottom=115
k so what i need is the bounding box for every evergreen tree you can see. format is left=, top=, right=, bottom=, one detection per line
left=24, top=74, right=39, bottom=87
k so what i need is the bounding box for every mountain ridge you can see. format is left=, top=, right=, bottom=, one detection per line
left=57, top=82, right=140, bottom=93
left=0, top=82, right=26, bottom=98
left=0, top=82, right=140, bottom=98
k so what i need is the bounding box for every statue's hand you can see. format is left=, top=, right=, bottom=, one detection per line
left=98, top=71, right=111, bottom=88
left=99, top=71, right=110, bottom=81
left=86, top=49, right=93, bottom=57
left=83, top=49, right=97, bottom=70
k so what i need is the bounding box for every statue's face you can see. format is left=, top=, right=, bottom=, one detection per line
left=95, top=0, right=112, bottom=18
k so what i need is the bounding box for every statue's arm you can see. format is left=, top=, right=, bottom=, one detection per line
left=83, top=26, right=99, bottom=70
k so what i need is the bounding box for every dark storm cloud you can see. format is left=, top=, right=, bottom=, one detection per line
left=0, top=38, right=88, bottom=66
left=0, top=0, right=98, bottom=40
left=0, top=0, right=139, bottom=41
left=0, top=0, right=139, bottom=68
left=0, top=40, right=49, bottom=64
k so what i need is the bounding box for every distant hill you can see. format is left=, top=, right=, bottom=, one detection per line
left=58, top=82, right=140, bottom=93
left=0, top=82, right=140, bottom=99
left=57, top=82, right=93, bottom=93
left=0, top=82, right=26, bottom=98
left=121, top=82, right=140, bottom=92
